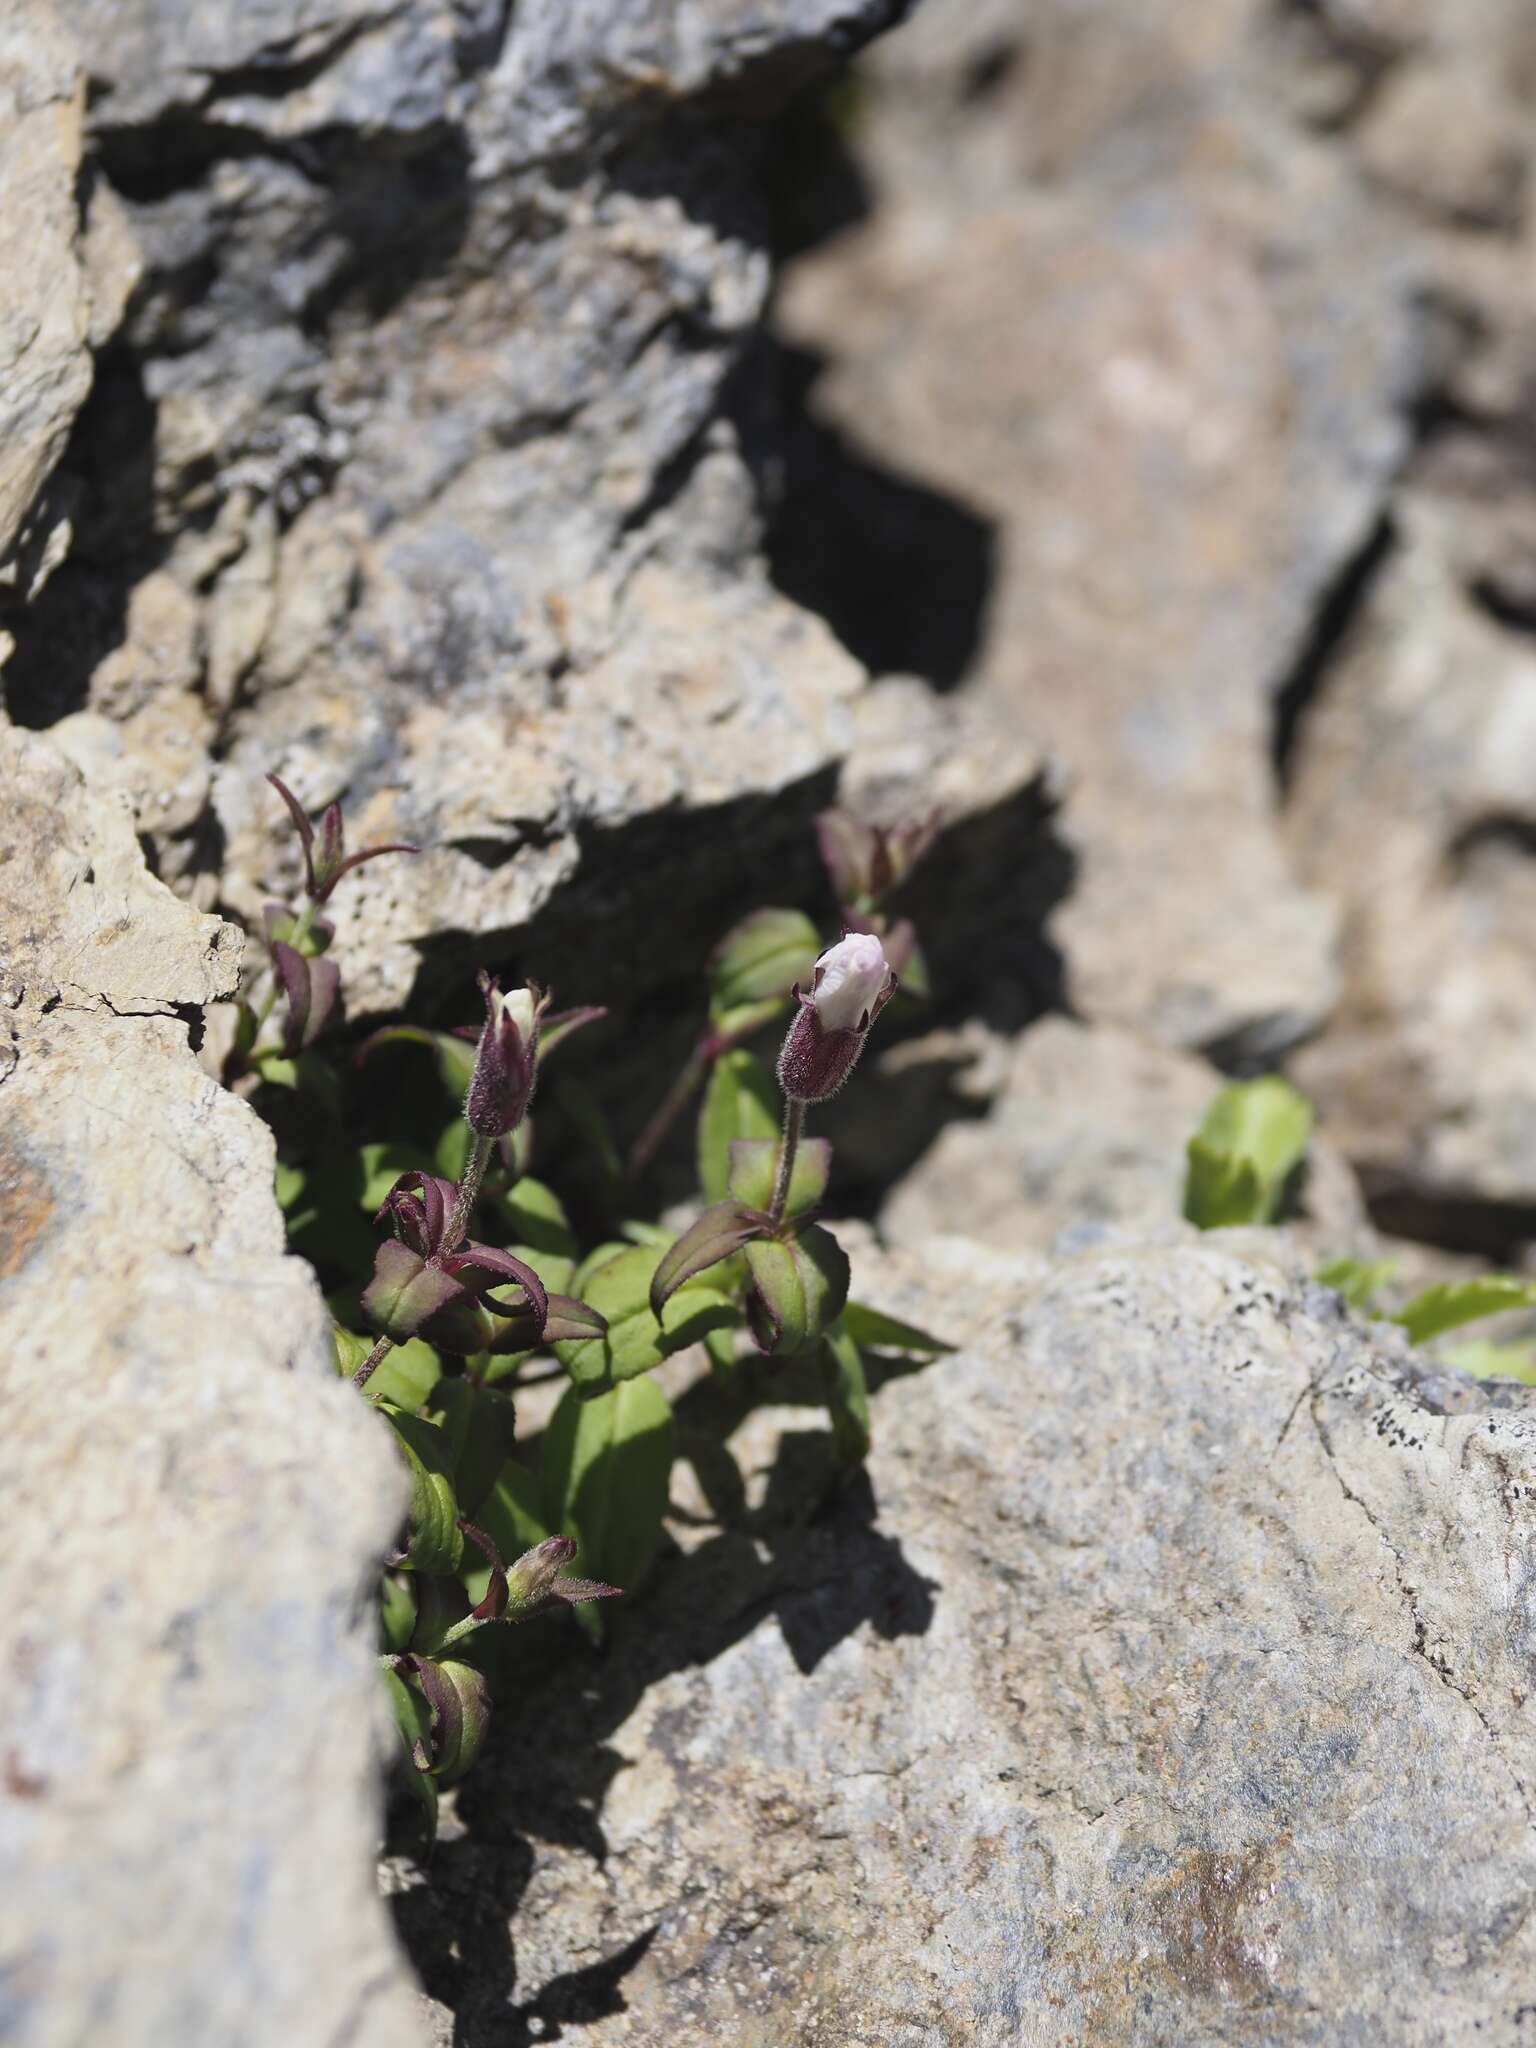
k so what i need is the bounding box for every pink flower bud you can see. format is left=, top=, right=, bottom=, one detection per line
left=464, top=974, right=545, bottom=1137
left=776, top=932, right=896, bottom=1103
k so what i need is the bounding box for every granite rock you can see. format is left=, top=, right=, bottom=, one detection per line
left=771, top=0, right=1445, bottom=1056
left=0, top=0, right=137, bottom=607
left=0, top=726, right=418, bottom=2048
left=5, top=0, right=921, bottom=1017
left=880, top=1016, right=1370, bottom=1261
left=1287, top=501, right=1536, bottom=1218
left=395, top=1230, right=1536, bottom=2045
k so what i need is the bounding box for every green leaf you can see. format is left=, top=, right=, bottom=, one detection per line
left=467, top=1462, right=549, bottom=1606
left=897, top=938, right=931, bottom=1001
left=650, top=1202, right=766, bottom=1317
left=541, top=1376, right=675, bottom=1589
left=744, top=1225, right=850, bottom=1357
left=840, top=1299, right=953, bottom=1356
left=620, top=1219, right=674, bottom=1248
left=727, top=1135, right=831, bottom=1217
left=380, top=1573, right=417, bottom=1654
left=428, top=1380, right=516, bottom=1520
left=572, top=1242, right=634, bottom=1293
left=702, top=1322, right=739, bottom=1384
left=1316, top=1256, right=1397, bottom=1314
left=380, top=1664, right=438, bottom=1836
left=485, top=1177, right=579, bottom=1295
left=1183, top=1077, right=1314, bottom=1230
left=698, top=1048, right=779, bottom=1203
left=1395, top=1276, right=1536, bottom=1346
left=333, top=1324, right=442, bottom=1409
left=709, top=907, right=821, bottom=1015
left=432, top=1118, right=473, bottom=1182
left=553, top=1245, right=737, bottom=1395
left=275, top=1160, right=306, bottom=1212
left=1183, top=1142, right=1266, bottom=1229
left=1443, top=1337, right=1536, bottom=1385
left=379, top=1406, right=464, bottom=1573
left=821, top=1322, right=871, bottom=1464
left=357, top=1141, right=427, bottom=1211
left=361, top=1024, right=478, bottom=1100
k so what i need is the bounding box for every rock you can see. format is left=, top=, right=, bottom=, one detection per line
left=0, top=0, right=137, bottom=600
left=0, top=726, right=419, bottom=2047
left=880, top=1015, right=1371, bottom=1259
left=4, top=0, right=916, bottom=1018
left=771, top=0, right=1450, bottom=1056
left=1287, top=502, right=1536, bottom=1219
left=396, top=1231, right=1536, bottom=2044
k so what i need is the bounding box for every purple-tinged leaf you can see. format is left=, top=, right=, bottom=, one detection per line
left=540, top=1005, right=608, bottom=1058
left=547, top=1575, right=622, bottom=1606
left=315, top=838, right=420, bottom=903
left=459, top=1520, right=508, bottom=1621
left=443, top=1243, right=549, bottom=1334
left=266, top=771, right=316, bottom=894
left=362, top=1241, right=461, bottom=1341
left=650, top=1200, right=768, bottom=1320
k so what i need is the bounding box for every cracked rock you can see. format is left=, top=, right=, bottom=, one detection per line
left=0, top=725, right=418, bottom=2046
left=404, top=1232, right=1536, bottom=2045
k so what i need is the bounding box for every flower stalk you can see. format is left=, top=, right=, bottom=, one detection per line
left=767, top=1097, right=807, bottom=1233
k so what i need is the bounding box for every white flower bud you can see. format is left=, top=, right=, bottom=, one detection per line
left=810, top=932, right=891, bottom=1033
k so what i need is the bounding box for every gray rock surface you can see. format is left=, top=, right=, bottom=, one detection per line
left=0, top=726, right=418, bottom=2047
left=0, top=0, right=136, bottom=608
left=4, top=0, right=932, bottom=1017
left=393, top=1230, right=1536, bottom=2045
left=881, top=1016, right=1371, bottom=1260
left=769, top=0, right=1536, bottom=1205
left=774, top=0, right=1426, bottom=1056
left=1288, top=503, right=1536, bottom=1213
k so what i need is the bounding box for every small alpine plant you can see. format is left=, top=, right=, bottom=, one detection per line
left=236, top=779, right=947, bottom=1843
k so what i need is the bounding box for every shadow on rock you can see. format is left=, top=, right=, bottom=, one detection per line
left=395, top=1358, right=940, bottom=2038
left=750, top=337, right=999, bottom=692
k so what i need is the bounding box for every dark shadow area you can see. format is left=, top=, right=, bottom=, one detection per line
left=1448, top=810, right=1536, bottom=870
left=739, top=336, right=998, bottom=691
left=385, top=759, right=1074, bottom=1235
left=1360, top=1168, right=1536, bottom=1265
left=1271, top=511, right=1394, bottom=791
left=404, top=767, right=837, bottom=1026
left=761, top=73, right=874, bottom=260
left=1, top=341, right=162, bottom=730
left=390, top=1824, right=655, bottom=2048
left=300, top=126, right=475, bottom=331
left=392, top=1356, right=941, bottom=2042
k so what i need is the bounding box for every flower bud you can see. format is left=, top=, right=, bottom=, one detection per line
left=505, top=1536, right=621, bottom=1617
left=464, top=974, right=545, bottom=1138
left=777, top=932, right=896, bottom=1103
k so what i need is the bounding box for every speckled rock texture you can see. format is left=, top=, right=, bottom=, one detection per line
left=0, top=725, right=418, bottom=2047
left=3, top=0, right=928, bottom=1021
left=0, top=0, right=136, bottom=613
left=391, top=1232, right=1536, bottom=2045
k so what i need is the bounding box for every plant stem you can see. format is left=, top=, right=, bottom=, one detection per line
left=767, top=1096, right=807, bottom=1231
left=251, top=897, right=320, bottom=1040
left=353, top=1333, right=394, bottom=1391
left=445, top=1131, right=494, bottom=1249
left=627, top=1037, right=716, bottom=1179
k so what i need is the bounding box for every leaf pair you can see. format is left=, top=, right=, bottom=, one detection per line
left=554, top=1243, right=737, bottom=1396
left=1184, top=1078, right=1313, bottom=1230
